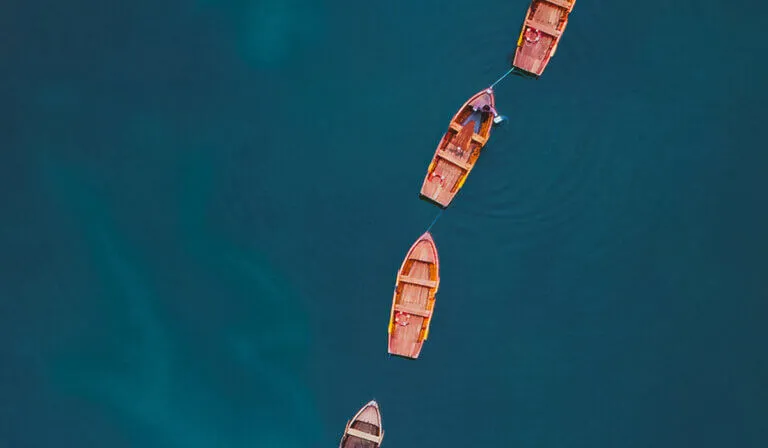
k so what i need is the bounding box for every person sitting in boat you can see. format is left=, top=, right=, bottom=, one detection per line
left=473, top=103, right=499, bottom=117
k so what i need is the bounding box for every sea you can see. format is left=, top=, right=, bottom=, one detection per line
left=1, top=0, right=767, bottom=447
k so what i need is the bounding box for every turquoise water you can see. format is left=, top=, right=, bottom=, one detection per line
left=2, top=0, right=767, bottom=447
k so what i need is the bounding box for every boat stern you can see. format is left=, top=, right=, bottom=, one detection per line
left=387, top=337, right=424, bottom=360
left=418, top=190, right=450, bottom=209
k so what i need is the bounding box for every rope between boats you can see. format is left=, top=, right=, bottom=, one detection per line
left=425, top=209, right=444, bottom=233
left=419, top=67, right=513, bottom=236
left=490, top=67, right=515, bottom=89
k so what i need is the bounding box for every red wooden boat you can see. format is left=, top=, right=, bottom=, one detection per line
left=419, top=88, right=499, bottom=208
left=339, top=400, right=384, bottom=448
left=387, top=232, right=440, bottom=359
left=512, top=0, right=576, bottom=79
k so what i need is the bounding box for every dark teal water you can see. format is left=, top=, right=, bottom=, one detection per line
left=2, top=0, right=767, bottom=447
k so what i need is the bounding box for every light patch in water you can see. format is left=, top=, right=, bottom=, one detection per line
left=39, top=157, right=319, bottom=448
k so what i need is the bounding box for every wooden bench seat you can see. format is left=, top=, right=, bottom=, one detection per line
left=437, top=149, right=472, bottom=171
left=543, top=0, right=574, bottom=12
left=346, top=428, right=383, bottom=445
left=397, top=275, right=437, bottom=288
left=526, top=19, right=562, bottom=38
left=394, top=303, right=432, bottom=318
left=471, top=133, right=487, bottom=145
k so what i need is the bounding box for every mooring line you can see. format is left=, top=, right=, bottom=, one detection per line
left=490, top=67, right=515, bottom=89
left=425, top=209, right=444, bottom=233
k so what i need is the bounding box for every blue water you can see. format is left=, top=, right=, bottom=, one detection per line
left=2, top=0, right=767, bottom=447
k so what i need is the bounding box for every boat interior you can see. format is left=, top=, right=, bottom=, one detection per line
left=343, top=421, right=381, bottom=448
left=460, top=109, right=491, bottom=136
left=392, top=258, right=436, bottom=342
left=530, top=0, right=571, bottom=30
left=462, top=110, right=484, bottom=133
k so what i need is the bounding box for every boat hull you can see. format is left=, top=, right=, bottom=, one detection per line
left=387, top=232, right=440, bottom=359
left=339, top=400, right=384, bottom=448
left=512, top=0, right=576, bottom=78
left=419, top=88, right=496, bottom=208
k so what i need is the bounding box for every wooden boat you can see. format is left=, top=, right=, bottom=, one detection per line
left=419, top=88, right=498, bottom=208
left=339, top=400, right=384, bottom=448
left=387, top=232, right=439, bottom=359
left=512, top=0, right=576, bottom=79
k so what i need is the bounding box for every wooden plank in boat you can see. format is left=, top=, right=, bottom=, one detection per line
left=398, top=275, right=437, bottom=288
left=436, top=150, right=472, bottom=171
left=543, top=0, right=574, bottom=11
left=394, top=304, right=432, bottom=318
left=346, top=428, right=382, bottom=444
left=525, top=18, right=561, bottom=38
left=471, top=133, right=487, bottom=145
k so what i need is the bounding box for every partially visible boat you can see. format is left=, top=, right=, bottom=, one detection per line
left=387, top=232, right=440, bottom=359
left=339, top=400, right=384, bottom=448
left=512, top=0, right=576, bottom=79
left=419, top=88, right=499, bottom=208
